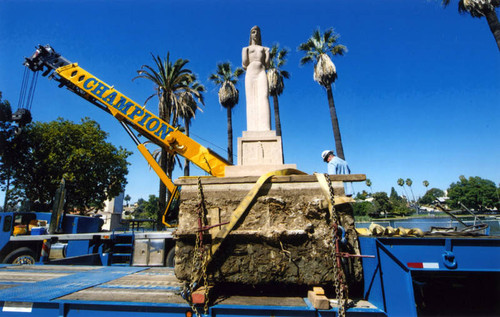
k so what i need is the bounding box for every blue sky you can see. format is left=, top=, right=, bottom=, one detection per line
left=1, top=0, right=499, bottom=204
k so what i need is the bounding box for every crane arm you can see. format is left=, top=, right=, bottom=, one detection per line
left=24, top=45, right=229, bottom=178
left=24, top=44, right=230, bottom=225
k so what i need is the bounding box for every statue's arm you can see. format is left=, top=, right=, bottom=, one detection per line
left=242, top=47, right=249, bottom=70
left=264, top=47, right=270, bottom=69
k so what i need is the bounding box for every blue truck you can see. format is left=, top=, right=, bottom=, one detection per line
left=0, top=211, right=176, bottom=267
left=0, top=235, right=498, bottom=316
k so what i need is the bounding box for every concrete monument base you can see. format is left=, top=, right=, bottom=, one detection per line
left=225, top=130, right=296, bottom=177
left=173, top=174, right=365, bottom=291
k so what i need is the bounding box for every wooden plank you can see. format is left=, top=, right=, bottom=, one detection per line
left=191, top=286, right=212, bottom=304
left=175, top=174, right=366, bottom=185
left=218, top=295, right=306, bottom=307
left=59, top=288, right=185, bottom=304
left=307, top=290, right=330, bottom=310
left=0, top=272, right=68, bottom=283
left=313, top=287, right=325, bottom=295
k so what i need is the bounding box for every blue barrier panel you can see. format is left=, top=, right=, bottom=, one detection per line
left=0, top=266, right=146, bottom=302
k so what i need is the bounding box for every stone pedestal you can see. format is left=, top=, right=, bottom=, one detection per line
left=173, top=174, right=365, bottom=289
left=225, top=130, right=296, bottom=177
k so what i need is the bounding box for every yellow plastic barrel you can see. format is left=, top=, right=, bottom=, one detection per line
left=13, top=225, right=27, bottom=236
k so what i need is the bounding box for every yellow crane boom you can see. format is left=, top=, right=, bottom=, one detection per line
left=24, top=44, right=230, bottom=225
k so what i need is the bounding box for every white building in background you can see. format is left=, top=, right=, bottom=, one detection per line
left=96, top=192, right=124, bottom=231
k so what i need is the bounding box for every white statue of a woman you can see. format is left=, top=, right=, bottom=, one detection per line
left=242, top=26, right=271, bottom=131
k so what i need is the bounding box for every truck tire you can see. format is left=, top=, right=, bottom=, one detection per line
left=3, top=247, right=36, bottom=265
left=166, top=247, right=175, bottom=267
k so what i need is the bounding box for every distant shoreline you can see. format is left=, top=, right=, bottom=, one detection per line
left=356, top=213, right=498, bottom=223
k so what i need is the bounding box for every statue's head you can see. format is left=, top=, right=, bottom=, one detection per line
left=249, top=26, right=262, bottom=45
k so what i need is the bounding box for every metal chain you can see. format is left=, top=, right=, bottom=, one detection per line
left=191, top=178, right=204, bottom=281
left=196, top=177, right=211, bottom=315
left=324, top=173, right=348, bottom=317
left=183, top=177, right=210, bottom=317
left=325, top=173, right=339, bottom=224
left=202, top=255, right=210, bottom=315
left=186, top=288, right=202, bottom=317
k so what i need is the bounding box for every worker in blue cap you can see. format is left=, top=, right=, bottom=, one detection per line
left=321, top=150, right=353, bottom=196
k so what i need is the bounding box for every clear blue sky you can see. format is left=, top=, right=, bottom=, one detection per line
left=1, top=0, right=499, bottom=204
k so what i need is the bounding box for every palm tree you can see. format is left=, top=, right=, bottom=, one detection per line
left=134, top=52, right=198, bottom=226
left=397, top=178, right=410, bottom=202
left=267, top=44, right=290, bottom=137
left=406, top=178, right=416, bottom=203
left=423, top=180, right=429, bottom=189
left=442, top=0, right=500, bottom=51
left=365, top=179, right=373, bottom=194
left=298, top=28, right=347, bottom=159
left=209, top=62, right=244, bottom=164
left=178, top=80, right=205, bottom=176
left=124, top=194, right=131, bottom=207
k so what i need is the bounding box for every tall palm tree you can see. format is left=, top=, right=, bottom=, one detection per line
left=423, top=180, right=429, bottom=189
left=442, top=0, right=500, bottom=51
left=178, top=80, right=205, bottom=176
left=298, top=28, right=347, bottom=160
left=134, top=52, right=198, bottom=226
left=209, top=62, right=244, bottom=164
left=397, top=178, right=410, bottom=202
left=365, top=179, right=373, bottom=194
left=406, top=178, right=416, bottom=203
left=267, top=44, right=290, bottom=137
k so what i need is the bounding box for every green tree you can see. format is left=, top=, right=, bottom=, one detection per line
left=134, top=198, right=146, bottom=214
left=352, top=201, right=376, bottom=217
left=447, top=175, right=498, bottom=210
left=142, top=195, right=159, bottom=218
left=423, top=180, right=429, bottom=188
left=267, top=44, right=290, bottom=137
left=298, top=28, right=347, bottom=159
left=355, top=190, right=369, bottom=200
left=124, top=194, right=131, bottom=207
left=389, top=187, right=411, bottom=215
left=133, top=195, right=158, bottom=228
left=0, top=92, right=12, bottom=139
left=134, top=53, right=198, bottom=225
left=419, top=188, right=445, bottom=205
left=392, top=200, right=412, bottom=215
left=14, top=118, right=131, bottom=213
left=0, top=92, right=14, bottom=209
left=389, top=187, right=401, bottom=202
left=372, top=192, right=392, bottom=216
left=0, top=93, right=30, bottom=211
left=442, top=0, right=500, bottom=51
left=209, top=62, right=244, bottom=164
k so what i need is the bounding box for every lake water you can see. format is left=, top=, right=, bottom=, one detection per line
left=356, top=216, right=500, bottom=236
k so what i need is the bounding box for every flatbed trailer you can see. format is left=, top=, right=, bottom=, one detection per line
left=0, top=265, right=383, bottom=317
left=0, top=235, right=498, bottom=317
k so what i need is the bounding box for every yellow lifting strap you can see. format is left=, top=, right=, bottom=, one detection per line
left=208, top=168, right=306, bottom=261
left=314, top=173, right=355, bottom=208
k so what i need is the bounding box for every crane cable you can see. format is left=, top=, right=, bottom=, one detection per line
left=17, top=67, right=38, bottom=111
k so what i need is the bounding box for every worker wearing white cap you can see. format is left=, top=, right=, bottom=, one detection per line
left=321, top=150, right=353, bottom=196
